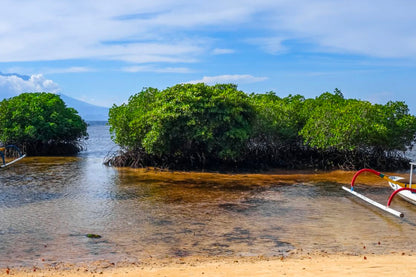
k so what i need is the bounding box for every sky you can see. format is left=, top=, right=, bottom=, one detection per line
left=1, top=0, right=416, bottom=112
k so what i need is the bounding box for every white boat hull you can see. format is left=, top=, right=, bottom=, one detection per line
left=388, top=176, right=416, bottom=206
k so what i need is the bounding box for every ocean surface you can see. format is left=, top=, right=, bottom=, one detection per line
left=1, top=123, right=416, bottom=267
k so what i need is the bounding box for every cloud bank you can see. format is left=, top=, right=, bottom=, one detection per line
left=0, top=0, right=415, bottom=66
left=0, top=73, right=60, bottom=99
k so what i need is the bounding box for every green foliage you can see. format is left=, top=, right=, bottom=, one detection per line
left=0, top=93, right=87, bottom=154
left=109, top=83, right=255, bottom=162
left=299, top=90, right=416, bottom=152
left=108, top=85, right=416, bottom=170
left=109, top=87, right=159, bottom=149
left=249, top=92, right=305, bottom=147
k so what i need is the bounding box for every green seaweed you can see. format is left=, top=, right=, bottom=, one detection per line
left=86, top=233, right=102, bottom=239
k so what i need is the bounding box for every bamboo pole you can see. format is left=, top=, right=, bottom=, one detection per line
left=342, top=186, right=403, bottom=218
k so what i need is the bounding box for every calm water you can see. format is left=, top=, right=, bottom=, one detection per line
left=1, top=123, right=416, bottom=267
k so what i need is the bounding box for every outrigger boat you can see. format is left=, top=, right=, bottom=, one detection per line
left=342, top=162, right=416, bottom=218
left=0, top=145, right=26, bottom=168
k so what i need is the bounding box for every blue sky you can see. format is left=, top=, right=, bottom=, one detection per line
left=1, top=0, right=416, bottom=112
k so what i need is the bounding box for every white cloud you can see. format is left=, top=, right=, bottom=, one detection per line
left=46, top=67, right=94, bottom=74
left=122, top=65, right=192, bottom=73
left=0, top=1, right=210, bottom=64
left=263, top=0, right=416, bottom=58
left=0, top=0, right=415, bottom=64
left=0, top=73, right=60, bottom=99
left=212, top=48, right=235, bottom=55
left=186, top=74, right=268, bottom=85
left=246, top=37, right=287, bottom=55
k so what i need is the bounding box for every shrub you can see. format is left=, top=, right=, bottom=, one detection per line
left=0, top=92, right=88, bottom=155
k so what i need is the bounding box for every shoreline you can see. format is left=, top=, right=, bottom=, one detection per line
left=3, top=252, right=416, bottom=276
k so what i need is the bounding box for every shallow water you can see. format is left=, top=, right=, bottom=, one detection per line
left=1, top=123, right=416, bottom=267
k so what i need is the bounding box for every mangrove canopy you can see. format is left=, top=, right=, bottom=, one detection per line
left=108, top=83, right=255, bottom=168
left=0, top=92, right=88, bottom=155
left=107, top=84, right=416, bottom=171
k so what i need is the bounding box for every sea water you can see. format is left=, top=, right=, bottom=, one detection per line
left=1, top=123, right=416, bottom=267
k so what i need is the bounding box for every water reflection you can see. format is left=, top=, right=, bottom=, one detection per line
left=1, top=123, right=416, bottom=267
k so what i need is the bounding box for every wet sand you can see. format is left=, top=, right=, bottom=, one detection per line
left=3, top=253, right=416, bottom=277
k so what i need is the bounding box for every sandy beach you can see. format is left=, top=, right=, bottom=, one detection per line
left=2, top=253, right=416, bottom=277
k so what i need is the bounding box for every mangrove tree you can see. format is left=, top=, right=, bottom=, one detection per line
left=0, top=92, right=88, bottom=155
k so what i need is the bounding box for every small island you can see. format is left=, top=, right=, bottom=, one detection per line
left=106, top=83, right=416, bottom=171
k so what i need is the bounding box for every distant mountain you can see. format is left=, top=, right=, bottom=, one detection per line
left=59, top=94, right=109, bottom=121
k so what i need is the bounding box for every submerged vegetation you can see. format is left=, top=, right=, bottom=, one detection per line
left=0, top=92, right=87, bottom=155
left=107, top=84, right=416, bottom=171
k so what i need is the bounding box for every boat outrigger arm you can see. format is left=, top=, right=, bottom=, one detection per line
left=0, top=145, right=26, bottom=168
left=342, top=165, right=416, bottom=218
